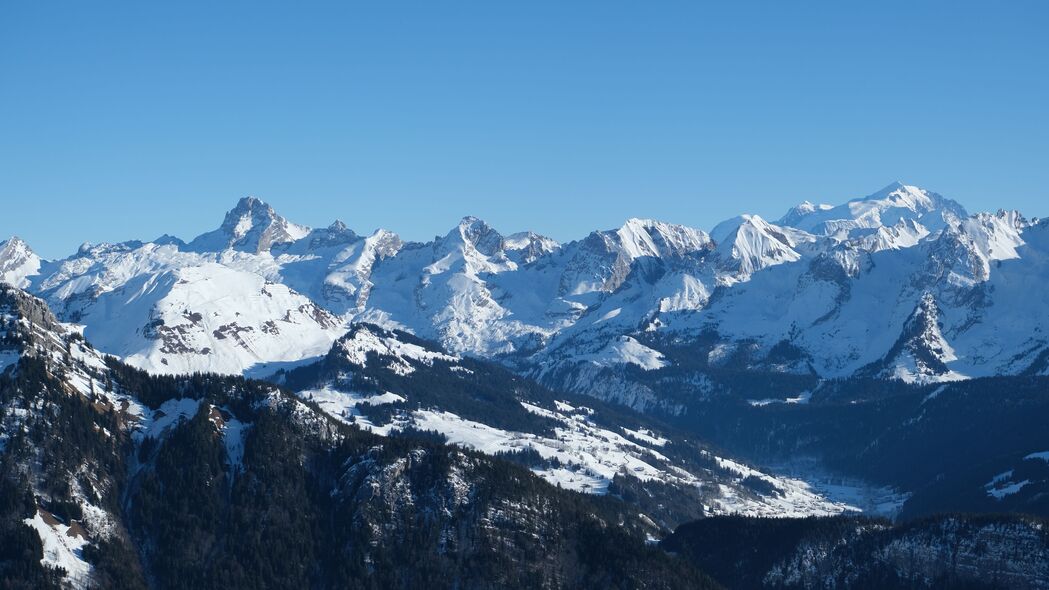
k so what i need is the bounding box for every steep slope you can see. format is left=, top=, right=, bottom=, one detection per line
left=860, top=293, right=965, bottom=383
left=651, top=214, right=1049, bottom=387
left=553, top=219, right=712, bottom=298
left=16, top=217, right=353, bottom=376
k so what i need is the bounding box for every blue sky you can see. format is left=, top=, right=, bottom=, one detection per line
left=2, top=1, right=1047, bottom=258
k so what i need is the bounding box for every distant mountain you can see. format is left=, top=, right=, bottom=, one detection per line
left=0, top=237, right=40, bottom=289
left=4, top=183, right=1044, bottom=399
left=187, top=196, right=311, bottom=253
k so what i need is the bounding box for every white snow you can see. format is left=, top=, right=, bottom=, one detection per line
left=922, top=384, right=949, bottom=403
left=336, top=326, right=457, bottom=374
left=581, top=336, right=668, bottom=370
left=0, top=237, right=42, bottom=288
left=622, top=427, right=669, bottom=447
left=748, top=390, right=813, bottom=406
left=985, top=470, right=1032, bottom=500
left=712, top=215, right=808, bottom=283
left=766, top=459, right=910, bottom=518
left=885, top=295, right=967, bottom=384
left=709, top=455, right=861, bottom=517
left=1025, top=451, right=1049, bottom=463
left=297, top=386, right=405, bottom=426
left=777, top=182, right=965, bottom=240
left=615, top=218, right=712, bottom=260
left=988, top=479, right=1031, bottom=499
left=24, top=509, right=91, bottom=586
left=320, top=400, right=856, bottom=515
left=221, top=415, right=250, bottom=474
left=135, top=397, right=201, bottom=441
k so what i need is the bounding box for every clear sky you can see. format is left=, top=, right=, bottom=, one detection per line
left=2, top=1, right=1047, bottom=258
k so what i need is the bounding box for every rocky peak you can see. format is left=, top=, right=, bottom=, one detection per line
left=303, top=220, right=359, bottom=250
left=778, top=182, right=967, bottom=240
left=873, top=292, right=961, bottom=383
left=616, top=218, right=712, bottom=260
left=866, top=181, right=932, bottom=209
left=778, top=199, right=834, bottom=227
left=503, top=231, right=560, bottom=264
left=712, top=215, right=806, bottom=281
left=852, top=292, right=959, bottom=383
left=0, top=236, right=42, bottom=289
left=445, top=216, right=504, bottom=257
left=0, top=285, right=67, bottom=360
left=189, top=196, right=310, bottom=253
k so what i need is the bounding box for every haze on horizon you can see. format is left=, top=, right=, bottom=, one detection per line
left=1, top=1, right=1046, bottom=259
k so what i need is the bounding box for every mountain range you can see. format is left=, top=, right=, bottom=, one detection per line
left=3, top=182, right=1049, bottom=589
left=4, top=182, right=1044, bottom=392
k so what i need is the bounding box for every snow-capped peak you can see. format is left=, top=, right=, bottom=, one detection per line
left=319, top=228, right=403, bottom=311
left=712, top=214, right=810, bottom=282
left=503, top=231, right=560, bottom=264
left=332, top=323, right=458, bottom=375
left=446, top=216, right=505, bottom=257
left=777, top=200, right=834, bottom=227
left=868, top=292, right=965, bottom=384
left=555, top=219, right=711, bottom=296
left=299, top=219, right=359, bottom=250
left=865, top=181, right=933, bottom=209
left=710, top=214, right=808, bottom=246
left=958, top=210, right=1027, bottom=262
left=615, top=218, right=712, bottom=260
left=0, top=236, right=42, bottom=289
left=777, top=182, right=967, bottom=242
left=188, top=196, right=310, bottom=253
left=918, top=209, right=1030, bottom=289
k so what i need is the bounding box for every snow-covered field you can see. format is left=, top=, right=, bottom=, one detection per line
left=24, top=509, right=91, bottom=584
left=297, top=382, right=858, bottom=517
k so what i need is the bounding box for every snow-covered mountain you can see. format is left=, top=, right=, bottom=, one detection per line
left=0, top=236, right=41, bottom=289
left=271, top=323, right=866, bottom=521
left=774, top=181, right=967, bottom=239
left=860, top=292, right=966, bottom=383
left=187, top=196, right=310, bottom=253
left=2, top=182, right=1046, bottom=406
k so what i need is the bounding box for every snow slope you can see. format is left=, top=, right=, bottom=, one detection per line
left=280, top=323, right=860, bottom=519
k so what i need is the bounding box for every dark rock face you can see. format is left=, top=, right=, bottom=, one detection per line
left=664, top=514, right=1049, bottom=590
